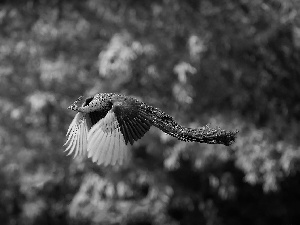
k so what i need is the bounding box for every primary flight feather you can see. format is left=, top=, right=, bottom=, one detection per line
left=64, top=93, right=237, bottom=166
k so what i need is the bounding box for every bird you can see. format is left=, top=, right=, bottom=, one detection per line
left=64, top=93, right=237, bottom=166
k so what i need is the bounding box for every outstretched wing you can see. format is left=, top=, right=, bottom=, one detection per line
left=86, top=96, right=152, bottom=166
left=111, top=97, right=152, bottom=145
left=87, top=110, right=128, bottom=166
left=64, top=112, right=88, bottom=157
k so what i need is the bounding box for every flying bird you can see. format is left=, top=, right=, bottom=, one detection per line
left=64, top=93, right=237, bottom=166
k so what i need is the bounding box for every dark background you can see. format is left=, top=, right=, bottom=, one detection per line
left=1, top=0, right=300, bottom=224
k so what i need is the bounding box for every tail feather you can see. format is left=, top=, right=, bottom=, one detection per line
left=142, top=105, right=237, bottom=146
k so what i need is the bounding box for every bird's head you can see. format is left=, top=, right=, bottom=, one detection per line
left=68, top=96, right=84, bottom=111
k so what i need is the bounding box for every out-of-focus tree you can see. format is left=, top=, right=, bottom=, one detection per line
left=1, top=0, right=300, bottom=225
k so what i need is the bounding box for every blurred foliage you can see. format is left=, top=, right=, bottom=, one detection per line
left=1, top=0, right=300, bottom=224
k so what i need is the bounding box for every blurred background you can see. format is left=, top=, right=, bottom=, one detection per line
left=1, top=0, right=300, bottom=224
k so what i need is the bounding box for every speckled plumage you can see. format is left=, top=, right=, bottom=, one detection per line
left=65, top=93, right=237, bottom=166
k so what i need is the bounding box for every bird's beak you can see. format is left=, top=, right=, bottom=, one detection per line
left=67, top=104, right=76, bottom=111
left=67, top=96, right=84, bottom=111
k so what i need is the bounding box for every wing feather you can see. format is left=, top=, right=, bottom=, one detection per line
left=133, top=117, right=148, bottom=134
left=98, top=128, right=109, bottom=164
left=77, top=126, right=83, bottom=157
left=103, top=122, right=112, bottom=165
left=81, top=123, right=88, bottom=155
left=74, top=129, right=81, bottom=157
left=123, top=143, right=129, bottom=165
left=123, top=121, right=134, bottom=144
left=111, top=98, right=152, bottom=146
left=107, top=119, right=117, bottom=165
left=105, top=131, right=114, bottom=166
left=66, top=132, right=78, bottom=156
left=120, top=122, right=129, bottom=144
left=88, top=119, right=105, bottom=162
left=87, top=123, right=99, bottom=153
left=102, top=127, right=112, bottom=165
left=126, top=120, right=138, bottom=142
left=138, top=115, right=151, bottom=127
left=128, top=118, right=141, bottom=141
left=111, top=122, right=118, bottom=165
left=104, top=118, right=114, bottom=165
left=75, top=121, right=86, bottom=157
left=96, top=129, right=108, bottom=164
left=64, top=112, right=88, bottom=157
left=87, top=110, right=128, bottom=166
left=128, top=119, right=143, bottom=138
left=93, top=131, right=105, bottom=163
left=116, top=127, right=124, bottom=165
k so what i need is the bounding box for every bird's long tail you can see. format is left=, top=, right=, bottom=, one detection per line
left=141, top=105, right=237, bottom=146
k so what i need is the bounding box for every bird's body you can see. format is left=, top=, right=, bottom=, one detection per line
left=65, top=93, right=237, bottom=166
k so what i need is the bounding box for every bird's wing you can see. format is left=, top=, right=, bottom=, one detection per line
left=64, top=112, right=88, bottom=158
left=86, top=97, right=152, bottom=166
left=111, top=97, right=152, bottom=145
left=87, top=109, right=128, bottom=166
